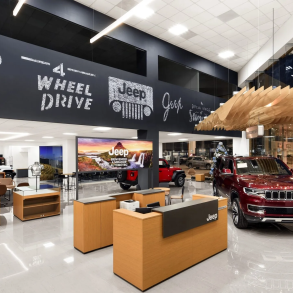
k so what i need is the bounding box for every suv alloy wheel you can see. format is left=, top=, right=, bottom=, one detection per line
left=206, top=164, right=211, bottom=169
left=188, top=163, right=192, bottom=168
left=175, top=175, right=185, bottom=187
left=232, top=198, right=248, bottom=229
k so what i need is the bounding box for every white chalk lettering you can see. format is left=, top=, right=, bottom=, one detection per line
left=84, top=98, right=92, bottom=110
left=41, top=94, right=54, bottom=111
left=38, top=75, right=53, bottom=91
left=54, top=79, right=67, bottom=91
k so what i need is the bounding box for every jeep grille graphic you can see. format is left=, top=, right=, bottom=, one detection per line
left=109, top=77, right=153, bottom=120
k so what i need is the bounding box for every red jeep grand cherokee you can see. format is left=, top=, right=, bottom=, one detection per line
left=213, top=156, right=293, bottom=229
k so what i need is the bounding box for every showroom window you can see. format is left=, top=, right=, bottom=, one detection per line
left=158, top=56, right=238, bottom=99
left=0, top=1, right=147, bottom=76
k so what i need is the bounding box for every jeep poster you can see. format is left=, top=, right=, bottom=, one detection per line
left=77, top=138, right=153, bottom=171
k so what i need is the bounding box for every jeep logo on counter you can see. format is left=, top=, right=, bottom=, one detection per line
left=109, top=77, right=153, bottom=120
left=206, top=213, right=218, bottom=222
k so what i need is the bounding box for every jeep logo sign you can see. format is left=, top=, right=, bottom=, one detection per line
left=206, top=213, right=218, bottom=222
left=109, top=77, right=153, bottom=120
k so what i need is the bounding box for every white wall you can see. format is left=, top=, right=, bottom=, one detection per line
left=238, top=15, right=293, bottom=87
left=233, top=132, right=249, bottom=156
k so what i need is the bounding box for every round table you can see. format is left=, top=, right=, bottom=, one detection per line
left=62, top=173, right=74, bottom=191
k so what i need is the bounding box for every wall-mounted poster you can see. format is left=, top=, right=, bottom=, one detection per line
left=39, top=146, right=63, bottom=180
left=77, top=137, right=153, bottom=172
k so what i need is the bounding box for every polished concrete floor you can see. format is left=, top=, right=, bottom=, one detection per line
left=1, top=180, right=293, bottom=292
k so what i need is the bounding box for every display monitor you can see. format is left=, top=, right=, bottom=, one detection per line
left=77, top=137, right=153, bottom=172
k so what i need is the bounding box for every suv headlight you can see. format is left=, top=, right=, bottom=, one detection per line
left=243, top=187, right=265, bottom=198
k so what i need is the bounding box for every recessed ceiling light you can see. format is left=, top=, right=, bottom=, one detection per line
left=179, top=138, right=188, bottom=141
left=63, top=133, right=77, bottom=135
left=42, top=136, right=53, bottom=138
left=90, top=0, right=154, bottom=43
left=134, top=6, right=154, bottom=19
left=63, top=256, right=74, bottom=264
left=25, top=140, right=34, bottom=142
left=43, top=242, right=55, bottom=248
left=93, top=127, right=112, bottom=131
left=13, top=0, right=25, bottom=16
left=218, top=51, right=235, bottom=59
left=168, top=133, right=182, bottom=136
left=132, top=137, right=138, bottom=139
left=169, top=24, right=188, bottom=36
left=0, top=132, right=29, bottom=141
left=214, top=136, right=227, bottom=139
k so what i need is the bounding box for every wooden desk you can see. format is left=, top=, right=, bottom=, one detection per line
left=113, top=194, right=227, bottom=291
left=74, top=189, right=166, bottom=253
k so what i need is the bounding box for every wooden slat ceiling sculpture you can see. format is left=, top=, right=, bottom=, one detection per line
left=196, top=85, right=293, bottom=131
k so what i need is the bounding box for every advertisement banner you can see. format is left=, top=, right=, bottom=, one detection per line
left=77, top=137, right=153, bottom=172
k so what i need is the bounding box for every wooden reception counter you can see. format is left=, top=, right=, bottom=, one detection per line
left=74, top=189, right=166, bottom=253
left=113, top=195, right=227, bottom=291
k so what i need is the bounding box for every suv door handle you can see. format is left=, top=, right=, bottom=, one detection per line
left=159, top=171, right=162, bottom=172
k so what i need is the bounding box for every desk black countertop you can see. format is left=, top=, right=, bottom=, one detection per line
left=153, top=197, right=216, bottom=213
left=153, top=197, right=219, bottom=238
left=75, top=189, right=165, bottom=204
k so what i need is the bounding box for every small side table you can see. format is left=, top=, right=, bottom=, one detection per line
left=62, top=173, right=74, bottom=191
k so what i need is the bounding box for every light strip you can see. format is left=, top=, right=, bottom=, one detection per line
left=13, top=0, right=26, bottom=16
left=90, top=0, right=154, bottom=43
left=0, top=132, right=29, bottom=141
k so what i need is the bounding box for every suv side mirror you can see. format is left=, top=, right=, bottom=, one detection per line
left=222, top=168, right=232, bottom=174
left=167, top=164, right=170, bottom=168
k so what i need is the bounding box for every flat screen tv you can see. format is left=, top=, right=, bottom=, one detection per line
left=77, top=137, right=153, bottom=172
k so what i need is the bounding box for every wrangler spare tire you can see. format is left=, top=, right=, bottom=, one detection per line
left=117, top=171, right=127, bottom=182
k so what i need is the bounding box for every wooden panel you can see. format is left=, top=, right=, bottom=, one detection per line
left=142, top=215, right=194, bottom=290
left=83, top=202, right=101, bottom=253
left=13, top=192, right=24, bottom=220
left=113, top=211, right=144, bottom=290
left=133, top=191, right=165, bottom=207
left=100, top=200, right=116, bottom=247
left=74, top=201, right=84, bottom=252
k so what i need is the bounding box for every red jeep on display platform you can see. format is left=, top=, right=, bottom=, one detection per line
left=116, top=158, right=186, bottom=190
left=213, top=156, right=293, bottom=229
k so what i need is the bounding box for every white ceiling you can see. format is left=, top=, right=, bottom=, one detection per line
left=75, top=0, right=293, bottom=72
left=0, top=119, right=237, bottom=143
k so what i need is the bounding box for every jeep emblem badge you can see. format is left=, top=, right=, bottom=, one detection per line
left=109, top=77, right=153, bottom=120
left=206, top=213, right=218, bottom=221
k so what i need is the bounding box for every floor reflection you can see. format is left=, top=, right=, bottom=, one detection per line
left=0, top=180, right=293, bottom=293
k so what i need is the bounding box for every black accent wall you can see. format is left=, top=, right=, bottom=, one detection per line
left=0, top=0, right=240, bottom=187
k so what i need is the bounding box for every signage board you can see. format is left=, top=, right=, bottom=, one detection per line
left=77, top=137, right=153, bottom=172
left=245, top=125, right=264, bottom=139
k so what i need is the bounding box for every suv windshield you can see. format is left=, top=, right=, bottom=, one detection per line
left=236, top=158, right=291, bottom=175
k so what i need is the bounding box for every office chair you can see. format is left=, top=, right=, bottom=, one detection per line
left=169, top=186, right=185, bottom=205
left=17, top=182, right=29, bottom=187
left=0, top=184, right=8, bottom=207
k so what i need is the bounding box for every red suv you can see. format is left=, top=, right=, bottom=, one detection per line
left=116, top=158, right=186, bottom=190
left=213, top=156, right=293, bottom=229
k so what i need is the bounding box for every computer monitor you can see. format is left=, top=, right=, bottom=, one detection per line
left=135, top=207, right=152, bottom=214
left=147, top=202, right=160, bottom=208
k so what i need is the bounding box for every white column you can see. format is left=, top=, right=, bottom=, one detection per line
left=63, top=139, right=76, bottom=173
left=159, top=142, right=163, bottom=158
left=233, top=132, right=249, bottom=156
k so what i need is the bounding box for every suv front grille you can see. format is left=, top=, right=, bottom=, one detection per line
left=265, top=190, right=293, bottom=200
left=265, top=207, right=293, bottom=215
